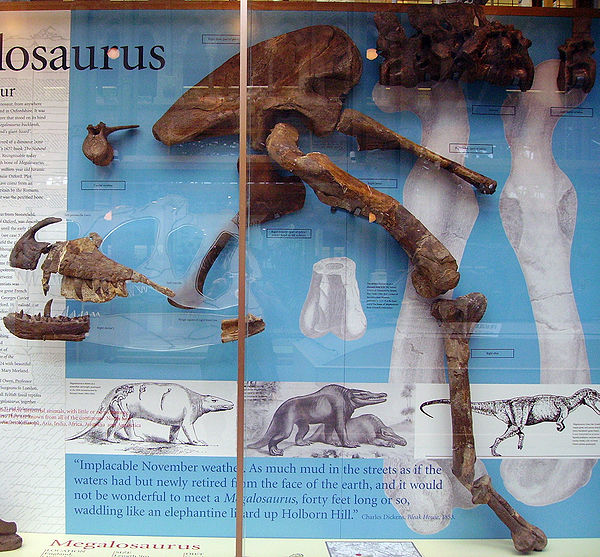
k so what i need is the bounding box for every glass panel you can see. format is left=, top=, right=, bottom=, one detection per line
left=244, top=3, right=600, bottom=553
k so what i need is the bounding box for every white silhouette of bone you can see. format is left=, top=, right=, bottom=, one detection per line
left=499, top=59, right=595, bottom=505
left=374, top=80, right=483, bottom=534
left=299, top=257, right=366, bottom=341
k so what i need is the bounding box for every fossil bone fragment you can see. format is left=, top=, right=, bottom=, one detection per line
left=168, top=156, right=305, bottom=309
left=10, top=217, right=175, bottom=302
left=0, top=519, right=20, bottom=551
left=499, top=58, right=595, bottom=506
left=374, top=6, right=534, bottom=91
left=221, top=314, right=266, bottom=343
left=9, top=216, right=61, bottom=270
left=431, top=293, right=547, bottom=553
left=299, top=257, right=366, bottom=341
left=558, top=17, right=596, bottom=93
left=3, top=299, right=90, bottom=342
left=82, top=122, right=139, bottom=166
left=266, top=123, right=459, bottom=299
left=153, top=26, right=495, bottom=192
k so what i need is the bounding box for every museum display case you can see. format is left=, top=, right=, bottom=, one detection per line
left=0, top=0, right=598, bottom=555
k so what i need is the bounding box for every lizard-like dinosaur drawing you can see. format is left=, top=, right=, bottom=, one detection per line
left=420, top=388, right=600, bottom=456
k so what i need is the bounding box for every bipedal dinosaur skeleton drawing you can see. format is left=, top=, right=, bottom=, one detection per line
left=421, top=388, right=600, bottom=456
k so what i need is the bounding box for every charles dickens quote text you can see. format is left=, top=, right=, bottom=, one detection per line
left=68, top=457, right=453, bottom=526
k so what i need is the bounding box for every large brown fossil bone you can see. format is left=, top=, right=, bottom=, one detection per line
left=431, top=293, right=547, bottom=553
left=375, top=7, right=534, bottom=92
left=4, top=299, right=90, bottom=341
left=558, top=17, right=596, bottom=93
left=266, top=123, right=459, bottom=298
left=10, top=218, right=175, bottom=303
left=82, top=122, right=139, bottom=166
left=153, top=25, right=495, bottom=193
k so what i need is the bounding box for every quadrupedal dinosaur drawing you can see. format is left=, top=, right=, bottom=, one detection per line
left=420, top=388, right=600, bottom=456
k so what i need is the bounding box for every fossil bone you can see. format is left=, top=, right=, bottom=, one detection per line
left=3, top=299, right=90, bottom=342
left=337, top=109, right=495, bottom=195
left=266, top=123, right=459, bottom=299
left=10, top=218, right=175, bottom=302
left=558, top=17, right=596, bottom=93
left=221, top=314, right=266, bottom=343
left=431, top=293, right=547, bottom=553
left=9, top=216, right=61, bottom=270
left=82, top=122, right=139, bottom=166
left=374, top=6, right=534, bottom=91
left=153, top=25, right=495, bottom=193
left=168, top=156, right=305, bottom=310
left=499, top=58, right=595, bottom=506
left=299, top=257, right=366, bottom=341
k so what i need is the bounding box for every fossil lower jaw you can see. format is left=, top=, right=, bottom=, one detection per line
left=3, top=308, right=90, bottom=342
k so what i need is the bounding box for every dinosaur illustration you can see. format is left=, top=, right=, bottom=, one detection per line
left=420, top=388, right=600, bottom=456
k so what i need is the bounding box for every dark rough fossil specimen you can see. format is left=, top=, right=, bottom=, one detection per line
left=0, top=519, right=21, bottom=552
left=10, top=218, right=175, bottom=302
left=4, top=299, right=90, bottom=342
left=375, top=6, right=534, bottom=91
left=82, top=122, right=139, bottom=166
left=558, top=17, right=596, bottom=93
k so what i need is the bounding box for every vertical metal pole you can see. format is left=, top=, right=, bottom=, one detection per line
left=236, top=0, right=248, bottom=554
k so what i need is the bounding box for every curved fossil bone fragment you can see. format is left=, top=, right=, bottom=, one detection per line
left=431, top=293, right=547, bottom=553
left=9, top=216, right=61, bottom=270
left=168, top=156, right=305, bottom=310
left=82, top=122, right=139, bottom=166
left=266, top=123, right=459, bottom=299
left=499, top=59, right=595, bottom=506
left=10, top=218, right=175, bottom=302
left=299, top=257, right=366, bottom=341
left=374, top=6, right=534, bottom=91
left=3, top=299, right=90, bottom=342
left=558, top=17, right=596, bottom=93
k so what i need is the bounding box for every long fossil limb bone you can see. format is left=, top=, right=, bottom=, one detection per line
left=266, top=123, right=459, bottom=299
left=337, top=109, right=496, bottom=195
left=431, top=293, right=547, bottom=553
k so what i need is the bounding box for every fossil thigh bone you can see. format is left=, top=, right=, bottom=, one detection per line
left=499, top=59, right=595, bottom=505
left=299, top=257, right=366, bottom=341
